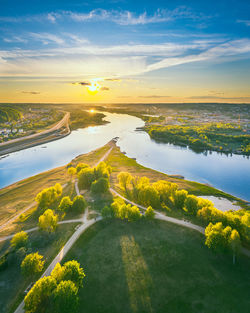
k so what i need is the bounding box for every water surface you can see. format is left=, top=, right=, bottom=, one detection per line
left=0, top=112, right=249, bottom=201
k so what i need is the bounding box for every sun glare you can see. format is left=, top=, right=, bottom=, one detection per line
left=87, top=82, right=100, bottom=95
left=90, top=109, right=95, bottom=113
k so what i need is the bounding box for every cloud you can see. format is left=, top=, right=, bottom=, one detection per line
left=21, top=91, right=40, bottom=94
left=71, top=81, right=91, bottom=86
left=100, top=86, right=110, bottom=91
left=138, top=95, right=171, bottom=98
left=145, top=39, right=250, bottom=72
left=29, top=33, right=64, bottom=45
left=3, top=36, right=27, bottom=43
left=188, top=95, right=250, bottom=100
left=237, top=19, right=250, bottom=27
left=104, top=78, right=121, bottom=81
left=0, top=7, right=209, bottom=26
left=60, top=6, right=210, bottom=26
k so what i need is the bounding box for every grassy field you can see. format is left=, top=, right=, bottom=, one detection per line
left=0, top=222, right=80, bottom=313
left=64, top=219, right=250, bottom=313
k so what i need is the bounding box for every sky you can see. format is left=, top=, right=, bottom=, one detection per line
left=0, top=0, right=250, bottom=104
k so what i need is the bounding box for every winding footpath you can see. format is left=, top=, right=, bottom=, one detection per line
left=13, top=145, right=113, bottom=313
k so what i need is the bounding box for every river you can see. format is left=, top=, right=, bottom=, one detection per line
left=0, top=112, right=249, bottom=201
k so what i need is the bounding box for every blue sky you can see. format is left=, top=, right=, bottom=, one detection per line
left=0, top=0, right=250, bottom=103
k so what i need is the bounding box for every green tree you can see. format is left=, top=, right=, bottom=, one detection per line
left=95, top=161, right=111, bottom=179
left=144, top=206, right=155, bottom=220
left=101, top=205, right=114, bottom=219
left=118, top=172, right=132, bottom=194
left=127, top=205, right=141, bottom=222
left=184, top=195, right=199, bottom=215
left=78, top=167, right=95, bottom=190
left=68, top=167, right=76, bottom=181
left=53, top=280, right=79, bottom=313
left=91, top=177, right=110, bottom=194
left=10, top=231, right=28, bottom=250
left=35, top=183, right=62, bottom=209
left=38, top=209, right=58, bottom=233
left=72, top=195, right=87, bottom=213
left=58, top=196, right=72, bottom=212
left=229, top=229, right=241, bottom=264
left=138, top=185, right=160, bottom=208
left=24, top=276, right=57, bottom=313
left=76, top=163, right=89, bottom=173
left=205, top=222, right=230, bottom=252
left=173, top=189, right=188, bottom=210
left=21, top=252, right=44, bottom=277
left=51, top=261, right=85, bottom=288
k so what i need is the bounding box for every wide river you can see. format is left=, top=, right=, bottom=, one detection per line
left=0, top=112, right=249, bottom=201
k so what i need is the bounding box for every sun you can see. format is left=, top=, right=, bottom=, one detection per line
left=87, top=82, right=100, bottom=95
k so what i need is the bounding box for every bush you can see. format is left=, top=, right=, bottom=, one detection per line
left=91, top=177, right=110, bottom=194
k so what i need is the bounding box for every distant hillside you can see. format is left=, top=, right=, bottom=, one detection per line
left=0, top=105, right=22, bottom=123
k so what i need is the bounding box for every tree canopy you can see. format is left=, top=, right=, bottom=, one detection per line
left=38, top=209, right=58, bottom=233
left=10, top=231, right=28, bottom=250
left=21, top=252, right=44, bottom=277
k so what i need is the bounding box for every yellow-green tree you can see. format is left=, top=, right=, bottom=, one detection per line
left=68, top=167, right=76, bottom=181
left=10, top=231, right=28, bottom=249
left=118, top=172, right=132, bottom=194
left=21, top=252, right=44, bottom=278
left=38, top=209, right=58, bottom=233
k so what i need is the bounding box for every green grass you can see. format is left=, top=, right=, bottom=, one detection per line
left=64, top=219, right=250, bottom=313
left=0, top=223, right=80, bottom=313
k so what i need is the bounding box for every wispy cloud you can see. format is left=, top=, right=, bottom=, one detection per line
left=237, top=19, right=250, bottom=27
left=3, top=36, right=27, bottom=43
left=100, top=86, right=110, bottom=91
left=29, top=33, right=64, bottom=45
left=138, top=95, right=171, bottom=98
left=0, top=6, right=211, bottom=26
left=59, top=7, right=210, bottom=25
left=21, top=91, right=40, bottom=94
left=188, top=95, right=250, bottom=100
left=71, top=81, right=91, bottom=86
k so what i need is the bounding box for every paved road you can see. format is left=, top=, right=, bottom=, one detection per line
left=0, top=112, right=70, bottom=148
left=110, top=188, right=250, bottom=257
left=13, top=144, right=113, bottom=313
